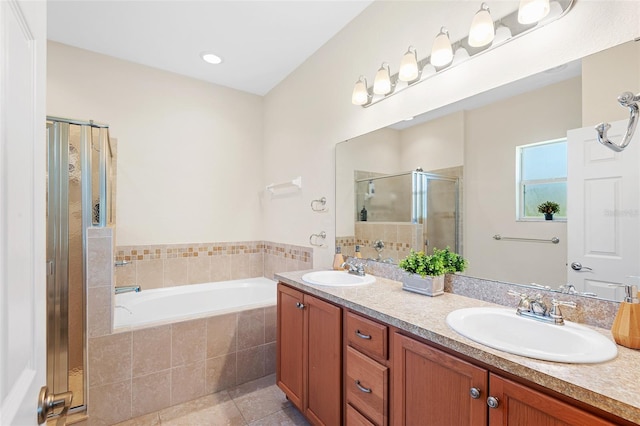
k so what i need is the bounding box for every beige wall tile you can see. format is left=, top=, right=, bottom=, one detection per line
left=206, top=313, right=237, bottom=358
left=163, top=257, right=188, bottom=287
left=115, top=261, right=136, bottom=287
left=132, top=325, right=171, bottom=377
left=88, top=236, right=113, bottom=288
left=237, top=346, right=265, bottom=385
left=171, top=318, right=206, bottom=367
left=88, top=287, right=111, bottom=338
left=132, top=370, right=171, bottom=418
left=264, top=306, right=277, bottom=343
left=264, top=342, right=276, bottom=376
left=205, top=354, right=237, bottom=394
left=88, top=379, right=132, bottom=425
left=188, top=256, right=210, bottom=284
left=249, top=253, right=264, bottom=278
left=237, top=308, right=265, bottom=351
left=88, top=332, right=131, bottom=387
left=263, top=255, right=276, bottom=280
left=230, top=254, right=252, bottom=280
left=88, top=227, right=112, bottom=238
left=170, top=361, right=206, bottom=406
left=136, top=258, right=164, bottom=290
left=210, top=255, right=231, bottom=282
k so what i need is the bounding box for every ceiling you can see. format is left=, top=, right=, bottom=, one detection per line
left=47, top=0, right=373, bottom=96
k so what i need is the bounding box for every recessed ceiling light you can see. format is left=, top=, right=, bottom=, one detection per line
left=201, top=52, right=223, bottom=65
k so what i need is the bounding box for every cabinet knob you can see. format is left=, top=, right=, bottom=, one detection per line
left=487, top=396, right=500, bottom=409
left=295, top=302, right=305, bottom=309
left=470, top=387, right=481, bottom=399
left=355, top=330, right=372, bottom=340
left=355, top=380, right=372, bottom=393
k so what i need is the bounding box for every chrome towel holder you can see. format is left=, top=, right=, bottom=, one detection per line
left=596, top=91, right=640, bottom=152
left=311, top=197, right=327, bottom=212
left=493, top=234, right=560, bottom=244
left=309, top=231, right=326, bottom=247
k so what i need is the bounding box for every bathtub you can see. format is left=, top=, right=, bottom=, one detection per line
left=114, top=277, right=277, bottom=328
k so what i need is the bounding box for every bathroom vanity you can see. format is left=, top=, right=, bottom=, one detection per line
left=275, top=271, right=640, bottom=426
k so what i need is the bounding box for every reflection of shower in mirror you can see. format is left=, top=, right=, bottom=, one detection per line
left=365, top=180, right=375, bottom=199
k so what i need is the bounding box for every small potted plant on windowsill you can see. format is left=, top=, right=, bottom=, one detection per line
left=399, top=248, right=467, bottom=297
left=537, top=201, right=560, bottom=220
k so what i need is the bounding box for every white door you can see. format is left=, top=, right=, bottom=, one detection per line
left=0, top=0, right=47, bottom=425
left=567, top=120, right=640, bottom=300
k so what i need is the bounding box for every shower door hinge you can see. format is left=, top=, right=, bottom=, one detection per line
left=47, top=261, right=54, bottom=276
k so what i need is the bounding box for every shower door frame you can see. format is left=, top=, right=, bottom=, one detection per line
left=46, top=116, right=111, bottom=414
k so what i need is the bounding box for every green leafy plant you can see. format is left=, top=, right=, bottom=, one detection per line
left=399, top=248, right=467, bottom=277
left=537, top=201, right=560, bottom=215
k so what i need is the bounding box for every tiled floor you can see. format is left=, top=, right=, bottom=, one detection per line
left=114, top=374, right=310, bottom=426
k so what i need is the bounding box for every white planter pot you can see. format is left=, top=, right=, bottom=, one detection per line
left=401, top=273, right=445, bottom=297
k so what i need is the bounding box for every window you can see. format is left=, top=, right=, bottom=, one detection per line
left=516, top=139, right=567, bottom=220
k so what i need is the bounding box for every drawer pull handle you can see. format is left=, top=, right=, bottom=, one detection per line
left=470, top=387, right=481, bottom=399
left=487, top=396, right=500, bottom=409
left=355, top=380, right=372, bottom=393
left=355, top=330, right=371, bottom=340
left=295, top=302, right=305, bottom=309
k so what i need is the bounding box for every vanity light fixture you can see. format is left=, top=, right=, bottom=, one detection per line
left=468, top=3, right=495, bottom=47
left=200, top=52, right=223, bottom=64
left=430, top=27, right=454, bottom=67
left=351, top=0, right=574, bottom=107
left=373, top=62, right=394, bottom=95
left=399, top=46, right=420, bottom=82
left=351, top=76, right=370, bottom=106
left=517, top=0, right=550, bottom=24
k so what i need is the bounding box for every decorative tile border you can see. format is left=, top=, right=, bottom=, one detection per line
left=116, top=241, right=267, bottom=261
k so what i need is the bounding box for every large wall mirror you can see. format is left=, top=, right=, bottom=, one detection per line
left=336, top=40, right=640, bottom=302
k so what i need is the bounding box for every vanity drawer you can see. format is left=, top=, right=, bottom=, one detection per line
left=346, top=311, right=388, bottom=361
left=346, top=346, right=388, bottom=426
left=347, top=403, right=376, bottom=426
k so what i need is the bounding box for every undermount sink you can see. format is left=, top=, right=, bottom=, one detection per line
left=446, top=307, right=618, bottom=364
left=301, top=270, right=375, bottom=287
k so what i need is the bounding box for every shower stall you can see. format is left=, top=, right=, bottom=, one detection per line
left=46, top=117, right=115, bottom=413
left=355, top=170, right=460, bottom=256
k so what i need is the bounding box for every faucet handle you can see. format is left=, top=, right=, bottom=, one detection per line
left=549, top=299, right=577, bottom=323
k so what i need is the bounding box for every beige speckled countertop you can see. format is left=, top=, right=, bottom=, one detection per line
left=276, top=270, right=640, bottom=424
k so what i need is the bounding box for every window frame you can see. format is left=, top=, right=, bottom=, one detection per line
left=516, top=138, right=567, bottom=221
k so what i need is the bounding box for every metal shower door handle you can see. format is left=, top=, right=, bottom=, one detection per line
left=570, top=262, right=593, bottom=272
left=37, top=386, right=73, bottom=425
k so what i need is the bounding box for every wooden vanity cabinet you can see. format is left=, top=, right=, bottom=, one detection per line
left=276, top=283, right=342, bottom=426
left=393, top=331, right=617, bottom=426
left=393, top=332, right=488, bottom=426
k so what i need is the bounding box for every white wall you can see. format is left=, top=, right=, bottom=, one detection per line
left=47, top=42, right=264, bottom=246
left=263, top=0, right=640, bottom=268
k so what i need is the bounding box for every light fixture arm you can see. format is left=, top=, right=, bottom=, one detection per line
left=595, top=91, right=640, bottom=152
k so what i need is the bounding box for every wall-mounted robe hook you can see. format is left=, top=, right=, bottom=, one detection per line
left=309, top=231, right=326, bottom=247
left=595, top=91, right=640, bottom=152
left=311, top=197, right=327, bottom=212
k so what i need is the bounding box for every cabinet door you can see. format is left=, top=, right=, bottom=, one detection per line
left=277, top=284, right=305, bottom=410
left=488, top=374, right=615, bottom=426
left=305, top=294, right=342, bottom=426
left=393, top=333, right=488, bottom=426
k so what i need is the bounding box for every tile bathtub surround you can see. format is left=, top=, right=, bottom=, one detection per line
left=86, top=306, right=277, bottom=425
left=115, top=241, right=313, bottom=289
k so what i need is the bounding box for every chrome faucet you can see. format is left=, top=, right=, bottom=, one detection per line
left=115, top=285, right=141, bottom=294
left=341, top=259, right=365, bottom=276
left=508, top=290, right=576, bottom=325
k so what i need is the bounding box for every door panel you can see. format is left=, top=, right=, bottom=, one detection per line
left=0, top=0, right=47, bottom=424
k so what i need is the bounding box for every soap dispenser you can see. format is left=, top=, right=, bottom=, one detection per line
left=333, top=246, right=345, bottom=270
left=611, top=285, right=640, bottom=349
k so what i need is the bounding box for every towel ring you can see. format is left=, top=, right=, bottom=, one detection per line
left=311, top=197, right=327, bottom=212
left=596, top=91, right=640, bottom=152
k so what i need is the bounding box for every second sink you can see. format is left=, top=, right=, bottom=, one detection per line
left=446, top=307, right=618, bottom=364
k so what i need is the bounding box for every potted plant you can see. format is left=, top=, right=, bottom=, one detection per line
left=399, top=248, right=467, bottom=296
left=537, top=201, right=560, bottom=220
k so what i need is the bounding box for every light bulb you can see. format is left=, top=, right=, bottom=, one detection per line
left=373, top=63, right=393, bottom=95
left=452, top=47, right=470, bottom=65
left=491, top=25, right=512, bottom=46
left=518, top=0, right=550, bottom=24
left=398, top=47, right=419, bottom=82
left=351, top=76, right=369, bottom=105
left=468, top=3, right=495, bottom=47
left=431, top=27, right=453, bottom=67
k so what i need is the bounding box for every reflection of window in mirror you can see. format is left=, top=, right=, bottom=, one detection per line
left=516, top=138, right=567, bottom=220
